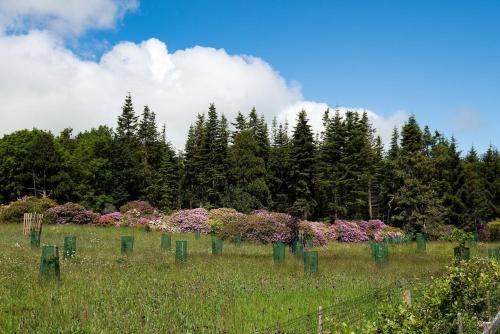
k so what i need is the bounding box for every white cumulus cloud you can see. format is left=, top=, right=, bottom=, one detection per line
left=0, top=0, right=408, bottom=149
left=0, top=0, right=138, bottom=35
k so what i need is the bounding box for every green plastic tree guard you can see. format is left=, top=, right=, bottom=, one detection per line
left=161, top=233, right=172, bottom=251
left=292, top=240, right=304, bottom=257
left=212, top=238, right=223, bottom=256
left=373, top=243, right=389, bottom=265
left=234, top=234, right=242, bottom=246
left=303, top=251, right=318, bottom=275
left=30, top=230, right=41, bottom=248
left=454, top=246, right=470, bottom=261
left=121, top=236, right=134, bottom=254
left=63, top=236, right=76, bottom=259
left=176, top=240, right=188, bottom=263
left=370, top=240, right=377, bottom=258
left=487, top=248, right=499, bottom=260
left=194, top=230, right=201, bottom=240
left=416, top=233, right=426, bottom=252
left=40, top=245, right=60, bottom=280
left=273, top=242, right=285, bottom=263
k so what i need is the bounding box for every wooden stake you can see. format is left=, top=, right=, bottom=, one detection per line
left=318, top=306, right=323, bottom=334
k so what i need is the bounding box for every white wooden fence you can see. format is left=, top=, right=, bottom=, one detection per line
left=23, top=213, right=43, bottom=235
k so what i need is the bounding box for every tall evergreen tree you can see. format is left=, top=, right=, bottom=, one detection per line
left=290, top=110, right=316, bottom=219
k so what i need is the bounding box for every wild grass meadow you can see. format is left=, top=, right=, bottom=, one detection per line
left=1, top=224, right=498, bottom=333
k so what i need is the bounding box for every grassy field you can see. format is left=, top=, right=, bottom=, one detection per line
left=0, top=224, right=498, bottom=333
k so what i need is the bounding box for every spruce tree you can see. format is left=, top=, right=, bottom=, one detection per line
left=116, top=93, right=138, bottom=141
left=290, top=110, right=316, bottom=219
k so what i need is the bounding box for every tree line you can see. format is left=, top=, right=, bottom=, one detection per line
left=0, top=94, right=498, bottom=232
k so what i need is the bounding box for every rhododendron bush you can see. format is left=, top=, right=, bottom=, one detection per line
left=166, top=208, right=210, bottom=234
left=32, top=199, right=407, bottom=245
left=299, top=221, right=329, bottom=246
left=46, top=203, right=100, bottom=225
left=95, top=212, right=122, bottom=227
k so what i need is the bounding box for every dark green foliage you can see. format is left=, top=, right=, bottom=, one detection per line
left=290, top=110, right=316, bottom=219
left=0, top=196, right=56, bottom=223
left=0, top=94, right=498, bottom=234
left=375, top=258, right=500, bottom=333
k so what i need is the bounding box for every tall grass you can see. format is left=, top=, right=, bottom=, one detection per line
left=0, top=224, right=497, bottom=333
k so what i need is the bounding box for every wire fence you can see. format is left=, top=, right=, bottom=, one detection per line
left=254, top=284, right=403, bottom=334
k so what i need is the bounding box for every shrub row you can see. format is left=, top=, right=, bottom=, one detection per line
left=3, top=197, right=498, bottom=244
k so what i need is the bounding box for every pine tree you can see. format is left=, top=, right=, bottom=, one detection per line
left=481, top=145, right=500, bottom=220
left=318, top=108, right=345, bottom=219
left=116, top=93, right=138, bottom=141
left=290, top=110, right=316, bottom=219
left=268, top=118, right=291, bottom=212
left=227, top=129, right=269, bottom=210
left=392, top=116, right=443, bottom=232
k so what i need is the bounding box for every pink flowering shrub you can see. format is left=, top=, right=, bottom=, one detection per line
left=46, top=203, right=99, bottom=224
left=299, top=221, right=329, bottom=246
left=239, top=210, right=293, bottom=244
left=209, top=208, right=241, bottom=221
left=166, top=208, right=210, bottom=234
left=119, top=201, right=155, bottom=215
left=358, top=220, right=386, bottom=238
left=237, top=214, right=291, bottom=244
left=330, top=220, right=369, bottom=242
left=146, top=217, right=181, bottom=233
left=95, top=212, right=122, bottom=227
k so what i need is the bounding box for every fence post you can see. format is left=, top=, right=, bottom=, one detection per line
left=457, top=312, right=463, bottom=334
left=403, top=289, right=412, bottom=307
left=318, top=306, right=323, bottom=334
left=483, top=311, right=500, bottom=334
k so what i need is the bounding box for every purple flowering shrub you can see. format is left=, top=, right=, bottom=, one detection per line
left=46, top=203, right=99, bottom=224
left=358, top=220, right=386, bottom=238
left=330, top=220, right=369, bottom=242
left=250, top=210, right=294, bottom=244
left=166, top=208, right=210, bottom=234
left=119, top=201, right=155, bottom=215
left=299, top=221, right=329, bottom=246
left=237, top=214, right=291, bottom=244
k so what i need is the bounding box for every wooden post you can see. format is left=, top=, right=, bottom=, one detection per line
left=318, top=306, right=323, bottom=334
left=487, top=290, right=491, bottom=321
left=403, top=289, right=412, bottom=307
left=457, top=312, right=463, bottom=334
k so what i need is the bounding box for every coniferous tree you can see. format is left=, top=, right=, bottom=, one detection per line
left=392, top=116, right=444, bottom=232
left=116, top=93, right=138, bottom=142
left=268, top=118, right=292, bottom=212
left=290, top=110, right=316, bottom=219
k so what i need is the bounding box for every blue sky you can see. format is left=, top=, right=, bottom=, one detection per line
left=84, top=0, right=500, bottom=152
left=0, top=0, right=498, bottom=152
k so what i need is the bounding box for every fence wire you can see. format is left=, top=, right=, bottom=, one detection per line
left=254, top=285, right=402, bottom=334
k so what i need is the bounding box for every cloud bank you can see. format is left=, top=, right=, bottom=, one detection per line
left=0, top=0, right=138, bottom=35
left=0, top=1, right=407, bottom=149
